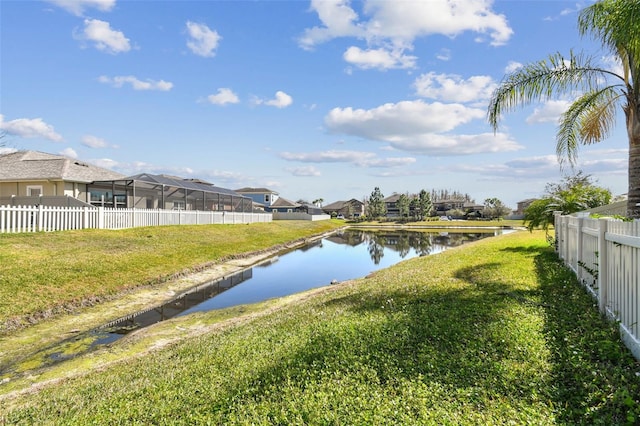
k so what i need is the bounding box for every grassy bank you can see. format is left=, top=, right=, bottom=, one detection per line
left=0, top=220, right=343, bottom=333
left=2, top=230, right=639, bottom=424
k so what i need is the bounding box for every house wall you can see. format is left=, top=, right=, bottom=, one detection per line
left=241, top=192, right=278, bottom=206
left=0, top=180, right=76, bottom=197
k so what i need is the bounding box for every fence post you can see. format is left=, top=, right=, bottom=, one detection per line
left=576, top=217, right=584, bottom=284
left=554, top=212, right=562, bottom=257
left=83, top=207, right=89, bottom=229
left=597, top=218, right=609, bottom=314
left=37, top=204, right=44, bottom=232
left=98, top=207, right=105, bottom=229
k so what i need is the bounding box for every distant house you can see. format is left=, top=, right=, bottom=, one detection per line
left=0, top=150, right=124, bottom=207
left=322, top=199, right=365, bottom=218
left=268, top=196, right=300, bottom=213
left=383, top=194, right=403, bottom=217
left=515, top=198, right=538, bottom=216
left=463, top=202, right=485, bottom=218
left=234, top=187, right=280, bottom=210
left=433, top=198, right=467, bottom=215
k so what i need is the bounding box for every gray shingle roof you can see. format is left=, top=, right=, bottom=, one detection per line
left=0, top=150, right=125, bottom=182
left=270, top=196, right=299, bottom=208
left=234, top=187, right=279, bottom=195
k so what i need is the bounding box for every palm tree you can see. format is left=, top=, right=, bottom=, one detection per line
left=488, top=0, right=640, bottom=218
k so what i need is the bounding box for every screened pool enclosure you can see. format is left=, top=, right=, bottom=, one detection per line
left=88, top=173, right=253, bottom=212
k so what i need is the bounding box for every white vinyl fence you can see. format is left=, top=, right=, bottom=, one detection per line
left=0, top=205, right=271, bottom=233
left=555, top=214, right=640, bottom=360
left=272, top=212, right=331, bottom=221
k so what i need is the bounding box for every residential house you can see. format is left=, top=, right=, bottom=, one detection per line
left=383, top=194, right=403, bottom=218
left=0, top=150, right=253, bottom=212
left=0, top=150, right=124, bottom=207
left=432, top=198, right=485, bottom=218
left=514, top=198, right=538, bottom=217
left=234, top=187, right=280, bottom=210
left=322, top=199, right=365, bottom=218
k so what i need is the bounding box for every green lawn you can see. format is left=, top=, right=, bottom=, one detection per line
left=2, top=229, right=638, bottom=424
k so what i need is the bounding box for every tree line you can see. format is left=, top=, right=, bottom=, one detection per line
left=365, top=187, right=512, bottom=221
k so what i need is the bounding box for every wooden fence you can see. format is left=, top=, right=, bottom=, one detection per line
left=0, top=205, right=271, bottom=233
left=555, top=214, right=640, bottom=360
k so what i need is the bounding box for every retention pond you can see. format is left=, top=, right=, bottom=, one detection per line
left=1, top=227, right=511, bottom=379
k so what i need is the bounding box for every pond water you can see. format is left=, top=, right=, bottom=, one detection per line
left=100, top=228, right=507, bottom=337
left=2, top=228, right=511, bottom=376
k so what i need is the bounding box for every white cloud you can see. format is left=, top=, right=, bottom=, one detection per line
left=280, top=150, right=375, bottom=163
left=207, top=88, right=239, bottom=105
left=505, top=60, right=523, bottom=73
left=436, top=48, right=451, bottom=61
left=298, top=0, right=363, bottom=49
left=602, top=55, right=624, bottom=77
left=453, top=151, right=627, bottom=183
left=343, top=46, right=416, bottom=70
left=255, top=91, right=293, bottom=108
left=98, top=75, right=173, bottom=91
left=387, top=132, right=523, bottom=156
left=526, top=100, right=571, bottom=124
left=286, top=166, right=322, bottom=177
left=413, top=72, right=496, bottom=103
left=77, top=19, right=131, bottom=54
left=91, top=158, right=195, bottom=177
left=46, top=0, right=115, bottom=16
left=364, top=157, right=417, bottom=167
left=81, top=134, right=115, bottom=148
left=325, top=100, right=485, bottom=139
left=60, top=147, right=78, bottom=158
left=88, top=157, right=120, bottom=170
left=0, top=115, right=63, bottom=142
left=186, top=21, right=221, bottom=58
left=299, top=0, right=513, bottom=69
left=280, top=150, right=416, bottom=167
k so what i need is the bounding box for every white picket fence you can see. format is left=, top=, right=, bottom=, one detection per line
left=0, top=205, right=271, bottom=233
left=555, top=214, right=640, bottom=360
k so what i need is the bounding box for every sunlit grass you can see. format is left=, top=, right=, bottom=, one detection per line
left=2, top=230, right=638, bottom=424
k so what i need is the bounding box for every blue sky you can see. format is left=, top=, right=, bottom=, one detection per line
left=0, top=0, right=629, bottom=208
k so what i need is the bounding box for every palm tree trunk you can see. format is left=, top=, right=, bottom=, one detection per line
left=627, top=109, right=640, bottom=218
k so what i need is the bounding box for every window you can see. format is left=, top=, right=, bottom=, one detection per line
left=264, top=194, right=270, bottom=203
left=27, top=185, right=43, bottom=196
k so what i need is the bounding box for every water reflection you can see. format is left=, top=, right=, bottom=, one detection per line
left=329, top=229, right=500, bottom=264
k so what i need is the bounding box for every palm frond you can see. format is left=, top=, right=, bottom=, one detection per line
left=578, top=90, right=620, bottom=144
left=556, top=87, right=622, bottom=167
left=578, top=0, right=640, bottom=101
left=488, top=51, right=619, bottom=131
left=578, top=0, right=640, bottom=58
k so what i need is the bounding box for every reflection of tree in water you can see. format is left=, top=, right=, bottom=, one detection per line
left=339, top=229, right=496, bottom=263
left=409, top=233, right=433, bottom=256
left=367, top=233, right=387, bottom=265
left=433, top=232, right=489, bottom=247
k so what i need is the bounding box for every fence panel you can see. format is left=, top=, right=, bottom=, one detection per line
left=555, top=214, right=640, bottom=361
left=0, top=205, right=272, bottom=233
